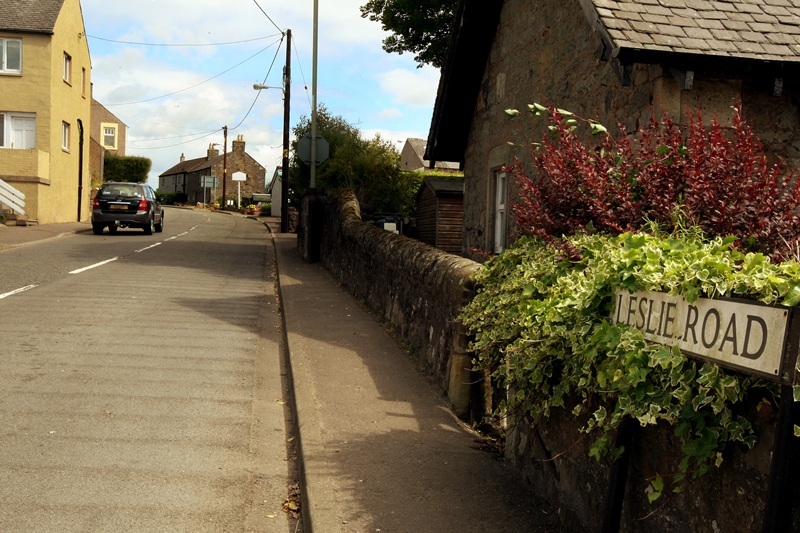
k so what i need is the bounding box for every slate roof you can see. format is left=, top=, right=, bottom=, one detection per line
left=159, top=155, right=220, bottom=178
left=0, top=0, right=65, bottom=34
left=583, top=0, right=800, bottom=63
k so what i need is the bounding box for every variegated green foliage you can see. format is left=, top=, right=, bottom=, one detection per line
left=462, top=228, right=800, bottom=493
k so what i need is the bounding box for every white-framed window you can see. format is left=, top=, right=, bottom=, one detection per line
left=493, top=170, right=508, bottom=254
left=62, top=121, right=70, bottom=151
left=1, top=39, right=22, bottom=74
left=101, top=123, right=118, bottom=150
left=0, top=112, right=35, bottom=149
left=63, top=52, right=72, bottom=84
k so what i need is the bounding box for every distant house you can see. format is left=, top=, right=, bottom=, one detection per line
left=426, top=0, right=800, bottom=259
left=267, top=167, right=282, bottom=217
left=89, top=98, right=127, bottom=183
left=158, top=135, right=266, bottom=205
left=0, top=0, right=92, bottom=224
left=400, top=138, right=460, bottom=173
left=415, top=177, right=464, bottom=254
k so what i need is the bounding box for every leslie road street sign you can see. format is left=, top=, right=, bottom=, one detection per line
left=612, top=289, right=798, bottom=383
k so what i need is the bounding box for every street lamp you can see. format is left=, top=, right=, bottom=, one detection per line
left=253, top=29, right=291, bottom=233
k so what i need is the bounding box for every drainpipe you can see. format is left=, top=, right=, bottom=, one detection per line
left=77, top=119, right=84, bottom=221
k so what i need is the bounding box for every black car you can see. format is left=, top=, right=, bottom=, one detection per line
left=92, top=182, right=164, bottom=235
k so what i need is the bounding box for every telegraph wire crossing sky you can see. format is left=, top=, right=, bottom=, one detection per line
left=80, top=0, right=440, bottom=188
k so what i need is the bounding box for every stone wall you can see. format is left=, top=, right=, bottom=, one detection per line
left=301, top=190, right=481, bottom=416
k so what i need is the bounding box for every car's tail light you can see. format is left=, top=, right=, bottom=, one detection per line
left=137, top=199, right=148, bottom=214
left=92, top=197, right=100, bottom=209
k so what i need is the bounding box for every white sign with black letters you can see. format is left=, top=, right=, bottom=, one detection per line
left=612, top=290, right=790, bottom=379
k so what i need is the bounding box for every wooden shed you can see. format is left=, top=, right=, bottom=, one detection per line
left=415, top=177, right=464, bottom=254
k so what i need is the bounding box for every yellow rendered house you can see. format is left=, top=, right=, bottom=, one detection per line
left=0, top=0, right=91, bottom=224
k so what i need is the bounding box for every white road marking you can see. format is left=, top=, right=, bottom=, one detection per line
left=0, top=285, right=37, bottom=299
left=135, top=242, right=162, bottom=253
left=69, top=257, right=118, bottom=274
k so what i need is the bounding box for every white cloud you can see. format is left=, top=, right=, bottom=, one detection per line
left=375, top=67, right=440, bottom=107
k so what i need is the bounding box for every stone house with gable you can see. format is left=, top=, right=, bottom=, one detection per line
left=427, top=0, right=800, bottom=260
left=0, top=0, right=92, bottom=224
left=158, top=135, right=266, bottom=206
left=425, top=0, right=800, bottom=530
left=399, top=137, right=460, bottom=173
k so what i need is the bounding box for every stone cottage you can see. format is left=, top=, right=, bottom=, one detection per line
left=426, top=0, right=800, bottom=259
left=158, top=135, right=266, bottom=206
left=425, top=0, right=800, bottom=530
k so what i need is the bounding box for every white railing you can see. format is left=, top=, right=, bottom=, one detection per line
left=0, top=179, right=25, bottom=215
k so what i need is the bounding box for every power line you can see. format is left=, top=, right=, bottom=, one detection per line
left=104, top=39, right=281, bottom=106
left=252, top=0, right=284, bottom=34
left=129, top=128, right=222, bottom=150
left=230, top=34, right=285, bottom=132
left=85, top=34, right=281, bottom=47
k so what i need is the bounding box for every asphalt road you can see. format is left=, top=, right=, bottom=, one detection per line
left=0, top=208, right=297, bottom=531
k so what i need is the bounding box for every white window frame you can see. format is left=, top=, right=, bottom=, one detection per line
left=62, top=121, right=70, bottom=151
left=493, top=171, right=508, bottom=254
left=63, top=52, right=72, bottom=84
left=101, top=123, right=118, bottom=150
left=1, top=38, right=22, bottom=74
left=0, top=112, right=36, bottom=149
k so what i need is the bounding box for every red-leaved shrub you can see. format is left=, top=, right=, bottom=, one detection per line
left=508, top=104, right=800, bottom=260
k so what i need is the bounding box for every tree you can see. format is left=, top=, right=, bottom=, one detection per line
left=290, top=105, right=421, bottom=216
left=103, top=153, right=152, bottom=183
left=360, top=0, right=456, bottom=68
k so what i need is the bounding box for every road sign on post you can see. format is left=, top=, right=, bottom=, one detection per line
left=297, top=135, right=329, bottom=165
left=200, top=176, right=217, bottom=188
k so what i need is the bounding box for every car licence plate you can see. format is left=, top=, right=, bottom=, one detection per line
left=109, top=204, right=128, bottom=210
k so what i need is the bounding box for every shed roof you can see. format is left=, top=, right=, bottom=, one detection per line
left=0, top=0, right=65, bottom=34
left=420, top=177, right=465, bottom=197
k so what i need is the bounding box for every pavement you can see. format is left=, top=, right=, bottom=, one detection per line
left=0, top=215, right=560, bottom=532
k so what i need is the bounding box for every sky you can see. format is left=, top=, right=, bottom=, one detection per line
left=80, top=0, right=441, bottom=189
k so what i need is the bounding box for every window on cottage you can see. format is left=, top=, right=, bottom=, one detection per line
left=1, top=39, right=22, bottom=74
left=492, top=170, right=508, bottom=254
left=0, top=113, right=36, bottom=148
left=81, top=67, right=86, bottom=97
left=62, top=121, right=70, bottom=151
left=63, top=52, right=72, bottom=84
left=101, top=123, right=118, bottom=150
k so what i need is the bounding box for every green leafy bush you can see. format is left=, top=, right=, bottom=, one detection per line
left=462, top=227, right=800, bottom=490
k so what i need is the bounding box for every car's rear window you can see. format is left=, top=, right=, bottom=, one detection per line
left=100, top=185, right=142, bottom=198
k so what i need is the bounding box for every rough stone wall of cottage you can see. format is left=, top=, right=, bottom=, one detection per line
left=461, top=0, right=800, bottom=529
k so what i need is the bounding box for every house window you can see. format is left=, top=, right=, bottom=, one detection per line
left=62, top=121, right=70, bottom=151
left=101, top=123, right=118, bottom=150
left=81, top=67, right=86, bottom=97
left=63, top=52, right=71, bottom=84
left=1, top=39, right=21, bottom=74
left=0, top=112, right=35, bottom=148
left=493, top=171, right=508, bottom=254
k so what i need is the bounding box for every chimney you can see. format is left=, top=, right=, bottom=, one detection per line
left=180, top=153, right=185, bottom=163
left=207, top=143, right=219, bottom=160
left=232, top=135, right=245, bottom=159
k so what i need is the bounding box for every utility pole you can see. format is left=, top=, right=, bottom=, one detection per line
left=222, top=125, right=228, bottom=207
left=311, top=0, right=318, bottom=188
left=281, top=30, right=291, bottom=233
